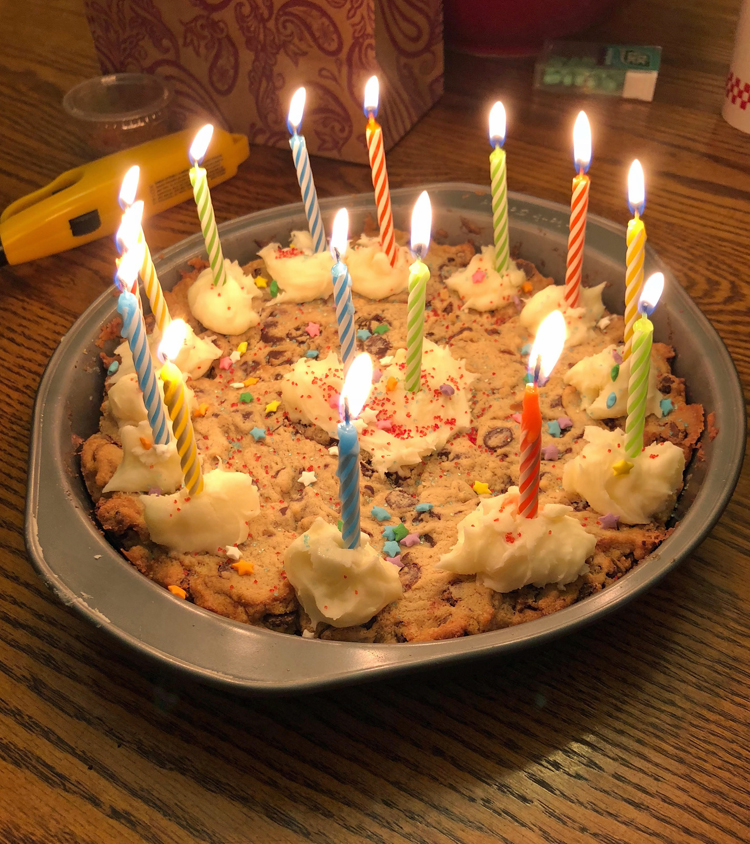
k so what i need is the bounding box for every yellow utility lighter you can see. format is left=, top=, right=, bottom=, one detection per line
left=0, top=128, right=249, bottom=267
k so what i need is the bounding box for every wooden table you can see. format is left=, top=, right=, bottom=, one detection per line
left=2, top=0, right=749, bottom=841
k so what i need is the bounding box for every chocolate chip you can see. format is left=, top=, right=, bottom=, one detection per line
left=363, top=484, right=375, bottom=496
left=421, top=533, right=436, bottom=547
left=364, top=334, right=390, bottom=359
left=448, top=326, right=473, bottom=342
left=361, top=461, right=375, bottom=478
left=266, top=349, right=292, bottom=366
left=601, top=418, right=619, bottom=431
left=385, top=489, right=416, bottom=510
left=442, top=301, right=454, bottom=315
left=260, top=320, right=283, bottom=344
left=483, top=426, right=513, bottom=451
left=241, top=411, right=253, bottom=421
left=515, top=259, right=536, bottom=280
left=399, top=561, right=421, bottom=591
left=659, top=376, right=673, bottom=394
left=570, top=498, right=588, bottom=512
left=549, top=395, right=563, bottom=408
left=442, top=588, right=458, bottom=607
left=279, top=506, right=288, bottom=516
left=263, top=612, right=299, bottom=634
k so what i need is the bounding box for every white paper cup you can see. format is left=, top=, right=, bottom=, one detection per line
left=724, top=0, right=750, bottom=132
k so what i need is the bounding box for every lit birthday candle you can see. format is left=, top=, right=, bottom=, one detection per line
left=363, top=76, right=397, bottom=267
left=405, top=191, right=432, bottom=393
left=519, top=310, right=566, bottom=518
left=488, top=101, right=510, bottom=275
left=330, top=208, right=357, bottom=373
left=564, top=111, right=592, bottom=308
left=115, top=242, right=170, bottom=445
left=117, top=168, right=171, bottom=332
left=624, top=159, right=647, bottom=360
left=337, top=353, right=373, bottom=549
left=157, top=319, right=204, bottom=495
left=189, top=124, right=227, bottom=288
left=624, top=272, right=664, bottom=464
left=287, top=87, right=326, bottom=253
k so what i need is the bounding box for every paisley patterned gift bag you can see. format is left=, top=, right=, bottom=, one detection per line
left=84, top=0, right=444, bottom=162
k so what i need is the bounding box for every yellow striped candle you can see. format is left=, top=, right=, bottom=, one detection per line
left=625, top=273, right=664, bottom=462
left=405, top=191, right=432, bottom=393
left=624, top=160, right=646, bottom=360
left=158, top=320, right=204, bottom=495
left=488, top=102, right=510, bottom=275
left=117, top=197, right=171, bottom=333
left=189, top=124, right=227, bottom=288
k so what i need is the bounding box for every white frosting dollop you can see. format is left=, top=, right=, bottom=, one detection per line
left=284, top=517, right=402, bottom=627
left=564, top=345, right=662, bottom=419
left=258, top=231, right=333, bottom=304
left=188, top=258, right=261, bottom=335
left=140, top=469, right=260, bottom=552
left=281, top=340, right=475, bottom=473
left=444, top=245, right=526, bottom=311
left=437, top=486, right=595, bottom=593
left=520, top=283, right=605, bottom=347
left=345, top=235, right=411, bottom=299
left=112, top=322, right=220, bottom=383
left=562, top=426, right=686, bottom=525
left=107, top=371, right=197, bottom=428
left=103, top=420, right=183, bottom=494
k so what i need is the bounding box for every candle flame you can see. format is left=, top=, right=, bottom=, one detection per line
left=628, top=159, right=646, bottom=216
left=118, top=165, right=140, bottom=210
left=410, top=190, right=432, bottom=257
left=287, top=87, right=306, bottom=133
left=573, top=111, right=592, bottom=173
left=339, top=353, right=373, bottom=420
left=158, top=318, right=189, bottom=363
left=116, top=200, right=144, bottom=253
left=330, top=208, right=349, bottom=260
left=488, top=101, right=506, bottom=148
left=116, top=241, right=144, bottom=293
left=639, top=272, right=664, bottom=315
left=189, top=124, right=214, bottom=166
left=364, top=75, right=379, bottom=117
left=528, top=310, right=566, bottom=382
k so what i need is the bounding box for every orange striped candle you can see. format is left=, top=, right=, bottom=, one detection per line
left=364, top=76, right=397, bottom=267
left=563, top=112, right=592, bottom=308
left=519, top=311, right=566, bottom=518
left=624, top=159, right=647, bottom=360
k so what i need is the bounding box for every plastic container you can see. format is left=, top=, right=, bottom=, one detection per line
left=63, top=73, right=173, bottom=154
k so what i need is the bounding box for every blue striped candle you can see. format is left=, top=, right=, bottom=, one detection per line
left=330, top=208, right=357, bottom=373
left=117, top=288, right=170, bottom=445
left=336, top=405, right=361, bottom=549
left=288, top=87, right=326, bottom=254
left=336, top=354, right=373, bottom=549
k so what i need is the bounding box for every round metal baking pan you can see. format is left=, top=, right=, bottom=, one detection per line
left=25, top=184, right=746, bottom=694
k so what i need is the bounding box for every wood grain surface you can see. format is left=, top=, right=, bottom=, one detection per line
left=1, top=0, right=750, bottom=841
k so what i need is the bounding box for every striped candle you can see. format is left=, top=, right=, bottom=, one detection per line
left=158, top=321, right=204, bottom=495
left=405, top=191, right=432, bottom=393
left=137, top=229, right=170, bottom=332
left=624, top=159, right=647, bottom=360
left=625, top=273, right=664, bottom=461
left=330, top=209, right=357, bottom=373
left=488, top=102, right=510, bottom=275
left=116, top=247, right=170, bottom=446
left=519, top=382, right=542, bottom=518
left=364, top=76, right=397, bottom=267
left=564, top=112, right=592, bottom=308
left=336, top=354, right=373, bottom=549
left=118, top=170, right=171, bottom=331
left=189, top=125, right=227, bottom=288
left=519, top=310, right=566, bottom=518
left=287, top=87, right=326, bottom=254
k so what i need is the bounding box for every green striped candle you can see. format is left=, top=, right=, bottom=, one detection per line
left=625, top=273, right=664, bottom=461
left=405, top=191, right=432, bottom=393
left=489, top=101, right=510, bottom=276
left=188, top=125, right=227, bottom=288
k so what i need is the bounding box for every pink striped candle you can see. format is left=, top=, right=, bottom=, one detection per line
left=564, top=111, right=592, bottom=308
left=364, top=76, right=397, bottom=267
